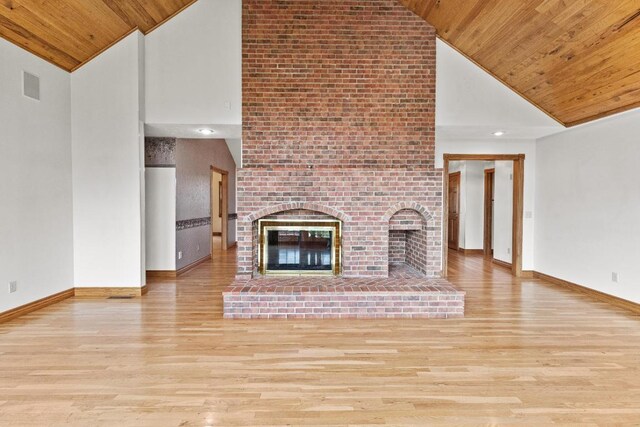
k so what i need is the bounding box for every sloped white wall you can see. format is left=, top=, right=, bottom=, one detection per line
left=535, top=110, right=640, bottom=303
left=436, top=39, right=562, bottom=140
left=0, top=38, right=74, bottom=312
left=145, top=0, right=242, bottom=126
left=71, top=32, right=145, bottom=288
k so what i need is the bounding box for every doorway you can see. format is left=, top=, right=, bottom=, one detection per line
left=443, top=154, right=525, bottom=277
left=483, top=168, right=495, bottom=259
left=448, top=172, right=461, bottom=250
left=211, top=166, right=229, bottom=251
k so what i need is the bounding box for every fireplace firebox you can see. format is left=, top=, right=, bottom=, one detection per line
left=258, top=219, right=341, bottom=276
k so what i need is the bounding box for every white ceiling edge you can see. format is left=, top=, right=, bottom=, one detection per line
left=537, top=106, right=640, bottom=140
left=144, top=123, right=241, bottom=139
left=437, top=125, right=563, bottom=142
left=435, top=39, right=565, bottom=141
left=144, top=123, right=242, bottom=168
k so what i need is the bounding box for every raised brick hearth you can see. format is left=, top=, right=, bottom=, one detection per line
left=226, top=0, right=465, bottom=319
left=223, top=277, right=464, bottom=319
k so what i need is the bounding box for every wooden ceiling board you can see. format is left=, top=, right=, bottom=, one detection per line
left=0, top=5, right=92, bottom=60
left=400, top=0, right=640, bottom=126
left=0, top=0, right=196, bottom=72
left=1, top=0, right=639, bottom=125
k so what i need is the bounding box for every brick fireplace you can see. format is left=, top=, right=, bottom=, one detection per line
left=224, top=0, right=464, bottom=318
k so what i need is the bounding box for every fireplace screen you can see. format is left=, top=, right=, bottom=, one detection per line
left=258, top=220, right=341, bottom=276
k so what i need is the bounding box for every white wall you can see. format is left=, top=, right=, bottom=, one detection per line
left=71, top=32, right=145, bottom=288
left=145, top=168, right=176, bottom=271
left=535, top=110, right=640, bottom=303
left=493, top=161, right=513, bottom=263
left=437, top=139, right=536, bottom=270
left=462, top=162, right=485, bottom=250
left=0, top=38, right=74, bottom=312
left=145, top=0, right=242, bottom=126
left=436, top=39, right=562, bottom=140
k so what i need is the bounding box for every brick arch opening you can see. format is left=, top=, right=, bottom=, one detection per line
left=246, top=202, right=350, bottom=223
left=383, top=202, right=433, bottom=224
left=387, top=207, right=431, bottom=278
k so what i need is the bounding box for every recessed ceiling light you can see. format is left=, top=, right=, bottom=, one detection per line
left=197, top=128, right=215, bottom=136
left=492, top=130, right=506, bottom=137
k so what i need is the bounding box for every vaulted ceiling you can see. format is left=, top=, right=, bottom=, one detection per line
left=1, top=0, right=639, bottom=126
left=0, top=0, right=195, bottom=71
left=399, top=0, right=640, bottom=126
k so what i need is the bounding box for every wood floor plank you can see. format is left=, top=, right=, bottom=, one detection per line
left=0, top=246, right=639, bottom=426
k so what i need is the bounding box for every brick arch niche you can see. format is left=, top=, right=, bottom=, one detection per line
left=387, top=207, right=433, bottom=277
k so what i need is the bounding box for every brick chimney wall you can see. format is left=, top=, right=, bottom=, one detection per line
left=238, top=0, right=442, bottom=277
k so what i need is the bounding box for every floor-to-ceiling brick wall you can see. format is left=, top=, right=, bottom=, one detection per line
left=239, top=0, right=441, bottom=278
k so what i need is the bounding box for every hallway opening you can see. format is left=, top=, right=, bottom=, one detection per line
left=443, top=154, right=524, bottom=277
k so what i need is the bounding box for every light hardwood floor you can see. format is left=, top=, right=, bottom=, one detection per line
left=1, top=248, right=640, bottom=426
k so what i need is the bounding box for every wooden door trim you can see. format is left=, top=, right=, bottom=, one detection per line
left=512, top=156, right=524, bottom=277
left=483, top=168, right=495, bottom=259
left=443, top=154, right=525, bottom=278
left=210, top=166, right=229, bottom=251
left=444, top=154, right=524, bottom=161
left=447, top=171, right=461, bottom=251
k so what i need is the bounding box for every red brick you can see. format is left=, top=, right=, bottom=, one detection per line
left=239, top=0, right=442, bottom=279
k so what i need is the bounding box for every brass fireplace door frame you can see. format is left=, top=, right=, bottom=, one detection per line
left=257, top=219, right=342, bottom=276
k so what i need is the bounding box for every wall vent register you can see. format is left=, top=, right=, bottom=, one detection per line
left=23, top=71, right=40, bottom=101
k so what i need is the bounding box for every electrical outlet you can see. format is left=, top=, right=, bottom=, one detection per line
left=9, top=281, right=17, bottom=293
left=507, top=248, right=511, bottom=255
left=196, top=244, right=200, bottom=252
left=178, top=251, right=183, bottom=260
left=224, top=101, right=231, bottom=110
left=612, top=272, right=619, bottom=283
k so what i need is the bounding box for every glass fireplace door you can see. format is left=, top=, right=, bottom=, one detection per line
left=266, top=230, right=333, bottom=272
left=258, top=220, right=341, bottom=276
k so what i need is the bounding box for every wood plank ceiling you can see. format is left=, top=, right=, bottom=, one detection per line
left=399, top=0, right=640, bottom=126
left=0, top=0, right=196, bottom=72
left=1, top=0, right=639, bottom=125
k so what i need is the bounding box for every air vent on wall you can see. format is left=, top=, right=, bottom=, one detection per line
left=23, top=71, right=40, bottom=101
